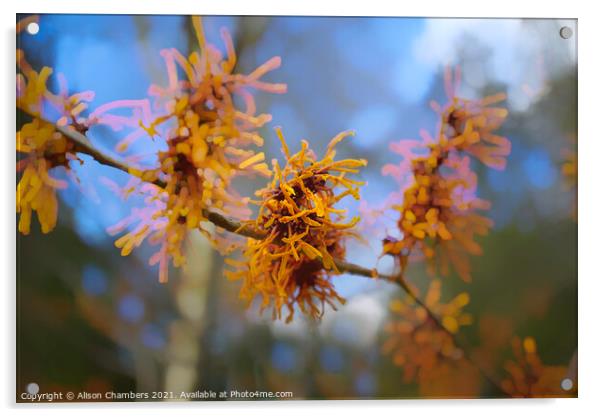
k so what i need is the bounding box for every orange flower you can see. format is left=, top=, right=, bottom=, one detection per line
left=433, top=66, right=510, bottom=171
left=109, top=17, right=286, bottom=282
left=382, top=280, right=472, bottom=384
left=226, top=128, right=367, bottom=322
left=381, top=66, right=510, bottom=282
left=501, top=336, right=574, bottom=397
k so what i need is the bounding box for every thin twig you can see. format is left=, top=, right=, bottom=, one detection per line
left=55, top=124, right=140, bottom=179
left=201, top=209, right=266, bottom=240
left=26, top=116, right=508, bottom=396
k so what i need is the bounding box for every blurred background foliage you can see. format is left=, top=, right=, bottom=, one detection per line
left=17, top=15, right=576, bottom=399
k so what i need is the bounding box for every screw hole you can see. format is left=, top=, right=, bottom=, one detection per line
left=561, top=378, right=573, bottom=391
left=26, top=22, right=39, bottom=35
left=559, top=26, right=573, bottom=40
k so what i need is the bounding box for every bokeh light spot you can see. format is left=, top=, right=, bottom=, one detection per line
left=141, top=324, right=166, bottom=350
left=522, top=150, right=557, bottom=189
left=271, top=342, right=297, bottom=373
left=118, top=294, right=145, bottom=323
left=319, top=346, right=345, bottom=373
left=82, top=265, right=108, bottom=296
left=355, top=371, right=376, bottom=396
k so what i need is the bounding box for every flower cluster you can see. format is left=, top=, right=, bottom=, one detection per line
left=382, top=280, right=472, bottom=384
left=381, top=67, right=510, bottom=282
left=16, top=44, right=95, bottom=235
left=225, top=128, right=367, bottom=322
left=109, top=17, right=286, bottom=282
left=501, top=336, right=573, bottom=397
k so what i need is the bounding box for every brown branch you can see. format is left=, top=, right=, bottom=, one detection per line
left=34, top=116, right=507, bottom=396
left=201, top=209, right=266, bottom=240
left=56, top=124, right=142, bottom=180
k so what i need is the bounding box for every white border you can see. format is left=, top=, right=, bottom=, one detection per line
left=3, top=1, right=599, bottom=416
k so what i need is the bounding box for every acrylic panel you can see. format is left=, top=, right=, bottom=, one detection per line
left=16, top=14, right=577, bottom=402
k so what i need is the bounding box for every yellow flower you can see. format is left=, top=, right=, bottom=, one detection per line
left=110, top=17, right=286, bottom=282
left=382, top=280, right=472, bottom=384
left=16, top=47, right=95, bottom=235
left=226, top=128, right=367, bottom=322
left=17, top=119, right=69, bottom=235
left=381, top=66, right=509, bottom=282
